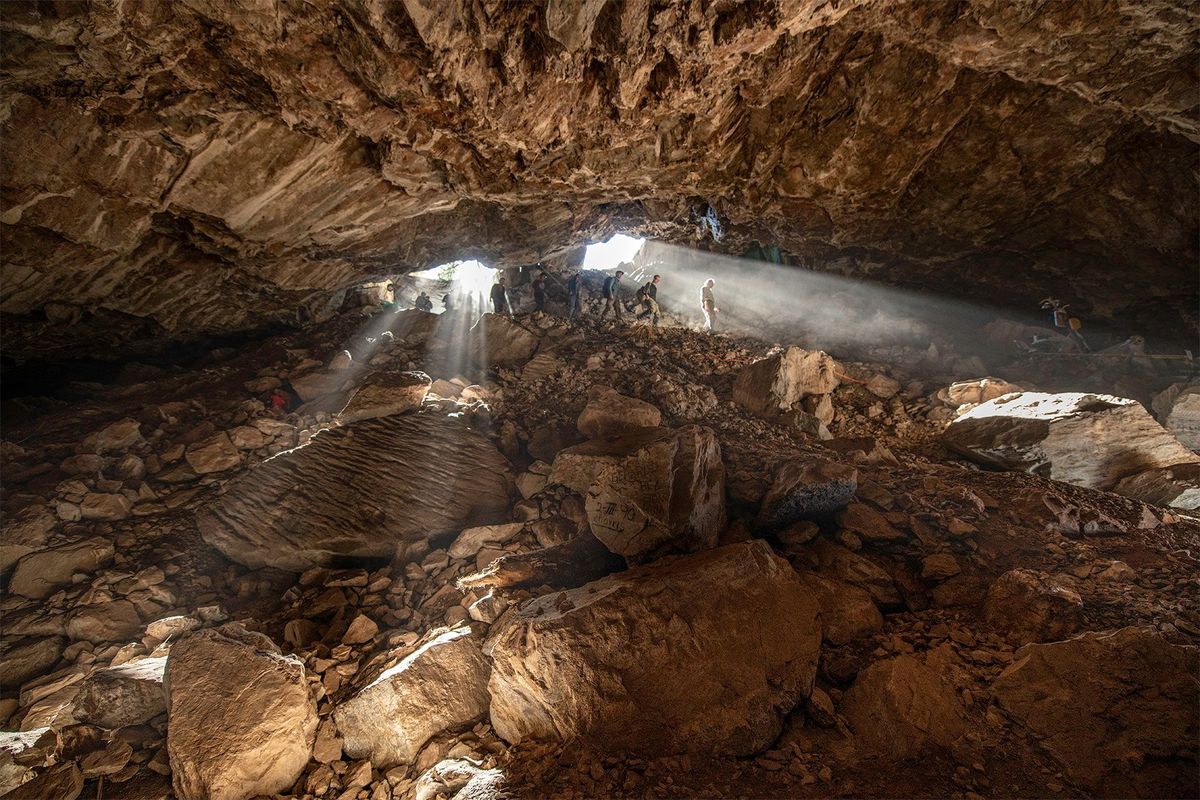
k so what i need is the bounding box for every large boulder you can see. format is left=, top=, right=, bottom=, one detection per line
left=983, top=569, right=1083, bottom=645
left=753, top=459, right=857, bottom=534
left=940, top=376, right=1023, bottom=407
left=197, top=413, right=510, bottom=570
left=165, top=624, right=317, bottom=800
left=551, top=426, right=725, bottom=560
left=337, top=370, right=431, bottom=424
left=944, top=392, right=1199, bottom=492
left=334, top=628, right=490, bottom=768
left=841, top=648, right=966, bottom=760
left=992, top=627, right=1198, bottom=797
left=576, top=387, right=662, bottom=440
left=73, top=655, right=167, bottom=729
left=485, top=540, right=821, bottom=757
left=467, top=314, right=539, bottom=366
left=733, top=347, right=841, bottom=417
left=184, top=432, right=242, bottom=474
left=1152, top=381, right=1200, bottom=450
left=8, top=538, right=114, bottom=599
left=791, top=571, right=883, bottom=645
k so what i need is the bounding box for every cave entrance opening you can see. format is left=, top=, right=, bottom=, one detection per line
left=408, top=260, right=498, bottom=315
left=583, top=234, right=645, bottom=271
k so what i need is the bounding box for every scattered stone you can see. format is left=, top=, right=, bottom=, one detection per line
left=942, top=377, right=1022, bottom=406
left=342, top=614, right=379, bottom=645
left=448, top=523, right=524, bottom=560
left=791, top=571, right=883, bottom=645
left=0, top=637, right=65, bottom=688
left=73, top=655, right=167, bottom=728
left=79, top=492, right=132, bottom=521
left=83, top=419, right=143, bottom=453
left=921, top=553, right=961, bottom=581
left=66, top=600, right=142, bottom=643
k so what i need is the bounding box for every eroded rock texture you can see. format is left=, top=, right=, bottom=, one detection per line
left=197, top=412, right=510, bottom=569
left=2, top=0, right=1197, bottom=358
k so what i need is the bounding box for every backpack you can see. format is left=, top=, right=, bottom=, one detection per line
left=636, top=282, right=650, bottom=302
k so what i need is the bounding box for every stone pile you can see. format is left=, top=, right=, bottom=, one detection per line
left=0, top=307, right=1197, bottom=799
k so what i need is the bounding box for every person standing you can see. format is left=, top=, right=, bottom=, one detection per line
left=415, top=291, right=433, bottom=312
left=532, top=272, right=547, bottom=312
left=636, top=274, right=662, bottom=326
left=490, top=278, right=511, bottom=315
left=701, top=279, right=719, bottom=332
left=566, top=270, right=582, bottom=317
left=601, top=269, right=625, bottom=320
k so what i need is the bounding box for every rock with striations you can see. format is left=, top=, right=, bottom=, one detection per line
left=1152, top=381, right=1200, bottom=450
left=485, top=540, right=820, bottom=757
left=335, top=628, right=491, bottom=768
left=8, top=538, right=114, bottom=600
left=73, top=655, right=167, bottom=729
left=841, top=647, right=967, bottom=760
left=467, top=314, right=539, bottom=367
left=754, top=460, right=857, bottom=534
left=983, top=569, right=1083, bottom=645
left=992, top=627, right=1199, bottom=797
left=337, top=370, right=432, bottom=424
left=197, top=413, right=510, bottom=570
left=551, top=426, right=724, bottom=560
left=576, top=386, right=662, bottom=440
left=733, top=347, right=841, bottom=417
left=943, top=392, right=1199, bottom=492
left=1112, top=462, right=1200, bottom=510
left=165, top=624, right=317, bottom=800
left=0, top=728, right=57, bottom=796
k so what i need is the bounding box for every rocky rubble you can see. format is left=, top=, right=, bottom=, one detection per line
left=0, top=306, right=1197, bottom=800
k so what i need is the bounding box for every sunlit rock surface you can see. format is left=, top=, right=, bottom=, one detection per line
left=2, top=0, right=1197, bottom=358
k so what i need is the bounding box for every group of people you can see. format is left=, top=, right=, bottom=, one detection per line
left=490, top=269, right=722, bottom=332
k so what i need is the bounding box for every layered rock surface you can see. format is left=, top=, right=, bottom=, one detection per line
left=2, top=1, right=1197, bottom=359
left=197, top=413, right=510, bottom=569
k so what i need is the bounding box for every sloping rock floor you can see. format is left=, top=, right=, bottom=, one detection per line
left=1, top=304, right=1197, bottom=799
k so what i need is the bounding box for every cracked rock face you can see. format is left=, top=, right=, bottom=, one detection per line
left=1, top=0, right=1197, bottom=357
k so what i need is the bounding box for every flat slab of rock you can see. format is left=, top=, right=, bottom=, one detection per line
left=552, top=426, right=725, bottom=560
left=485, top=540, right=820, bottom=757
left=185, top=432, right=241, bottom=474
left=733, top=347, right=841, bottom=417
left=0, top=506, right=55, bottom=574
left=198, top=413, right=510, bottom=570
left=334, top=628, right=490, bottom=768
left=0, top=637, right=65, bottom=688
left=166, top=624, right=316, bottom=800
left=337, top=370, right=431, bottom=424
left=576, top=387, right=662, bottom=440
left=992, top=627, right=1198, bottom=797
left=8, top=538, right=114, bottom=599
left=944, top=392, right=1199, bottom=491
left=1153, top=381, right=1200, bottom=450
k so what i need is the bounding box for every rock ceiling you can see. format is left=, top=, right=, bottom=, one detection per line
left=2, top=0, right=1197, bottom=357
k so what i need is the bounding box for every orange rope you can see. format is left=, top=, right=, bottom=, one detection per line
left=835, top=371, right=871, bottom=386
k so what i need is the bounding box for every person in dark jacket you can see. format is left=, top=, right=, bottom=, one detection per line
left=636, top=274, right=662, bottom=325
left=600, top=270, right=625, bottom=320
left=566, top=270, right=582, bottom=317
left=490, top=278, right=511, bottom=315
left=532, top=272, right=547, bottom=312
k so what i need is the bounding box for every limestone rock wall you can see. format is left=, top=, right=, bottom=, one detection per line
left=1, top=0, right=1197, bottom=357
